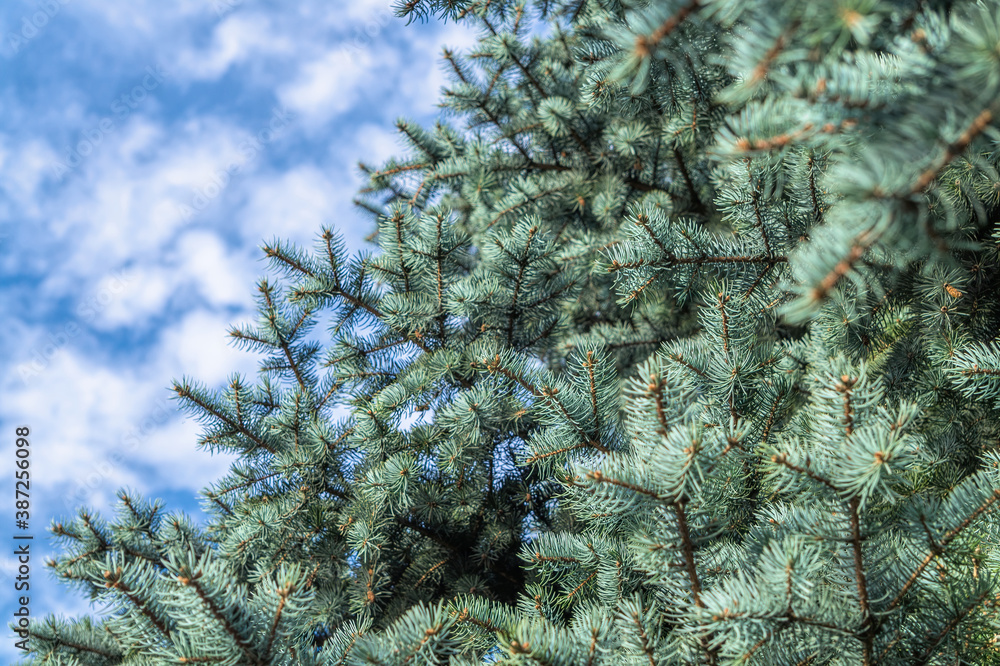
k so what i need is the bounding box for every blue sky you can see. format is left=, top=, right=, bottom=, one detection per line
left=0, top=1, right=478, bottom=660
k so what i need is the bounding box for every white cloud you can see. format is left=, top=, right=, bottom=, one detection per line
left=400, top=21, right=481, bottom=113
left=131, top=414, right=237, bottom=490
left=0, top=137, right=60, bottom=217
left=238, top=164, right=352, bottom=247
left=0, top=310, right=255, bottom=508
left=72, top=0, right=218, bottom=41
left=155, top=308, right=258, bottom=388
left=342, top=0, right=396, bottom=22
left=102, top=270, right=172, bottom=327
left=37, top=116, right=252, bottom=284
left=2, top=350, right=157, bottom=500
left=0, top=313, right=251, bottom=530
left=350, top=123, right=405, bottom=168
left=277, top=48, right=379, bottom=128
left=176, top=231, right=257, bottom=308
left=93, top=232, right=255, bottom=329
left=176, top=13, right=295, bottom=81
left=78, top=267, right=146, bottom=329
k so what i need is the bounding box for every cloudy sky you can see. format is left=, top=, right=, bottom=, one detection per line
left=0, top=1, right=478, bottom=659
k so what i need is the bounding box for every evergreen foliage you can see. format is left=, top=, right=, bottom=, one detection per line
left=19, top=0, right=1000, bottom=663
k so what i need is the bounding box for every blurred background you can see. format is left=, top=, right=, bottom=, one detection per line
left=0, top=1, right=477, bottom=660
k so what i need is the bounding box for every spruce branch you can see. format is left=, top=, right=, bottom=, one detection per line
left=34, top=1, right=1000, bottom=662
left=178, top=568, right=266, bottom=666
left=173, top=381, right=276, bottom=455
left=633, top=0, right=701, bottom=59
left=102, top=568, right=172, bottom=641
left=911, top=109, right=994, bottom=194
left=889, top=488, right=1000, bottom=611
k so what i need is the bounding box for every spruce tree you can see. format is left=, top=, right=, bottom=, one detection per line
left=19, top=0, right=1000, bottom=664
